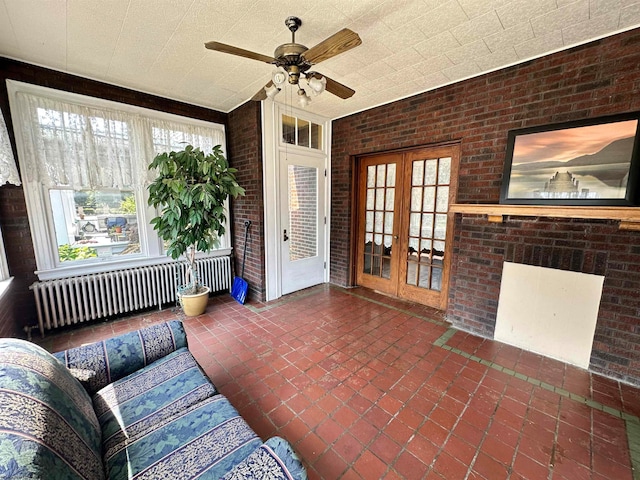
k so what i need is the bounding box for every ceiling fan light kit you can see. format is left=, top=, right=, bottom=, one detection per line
left=307, top=75, right=326, bottom=96
left=264, top=84, right=280, bottom=100
left=297, top=88, right=312, bottom=107
left=272, top=67, right=289, bottom=88
left=205, top=16, right=361, bottom=106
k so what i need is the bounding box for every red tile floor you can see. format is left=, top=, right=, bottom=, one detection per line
left=37, top=285, right=640, bottom=480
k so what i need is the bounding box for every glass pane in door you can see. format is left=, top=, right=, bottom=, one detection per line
left=406, top=157, right=451, bottom=291
left=288, top=165, right=317, bottom=261
left=362, top=163, right=395, bottom=279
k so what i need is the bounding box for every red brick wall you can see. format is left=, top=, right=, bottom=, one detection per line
left=331, top=29, right=640, bottom=385
left=0, top=184, right=35, bottom=337
left=0, top=278, right=21, bottom=338
left=227, top=101, right=266, bottom=301
left=0, top=57, right=227, bottom=336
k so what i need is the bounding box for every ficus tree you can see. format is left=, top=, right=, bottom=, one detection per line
left=148, top=145, right=244, bottom=295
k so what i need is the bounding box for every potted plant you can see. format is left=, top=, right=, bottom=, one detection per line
left=148, top=145, right=244, bottom=316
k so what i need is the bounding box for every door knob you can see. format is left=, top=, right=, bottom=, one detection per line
left=283, top=229, right=289, bottom=242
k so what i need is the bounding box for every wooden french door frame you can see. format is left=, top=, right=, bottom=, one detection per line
left=351, top=143, right=460, bottom=310
left=354, top=153, right=403, bottom=296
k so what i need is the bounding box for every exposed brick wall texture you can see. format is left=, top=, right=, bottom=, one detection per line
left=0, top=279, right=21, bottom=338
left=288, top=166, right=318, bottom=261
left=331, top=29, right=640, bottom=385
left=0, top=57, right=227, bottom=335
left=227, top=101, right=266, bottom=302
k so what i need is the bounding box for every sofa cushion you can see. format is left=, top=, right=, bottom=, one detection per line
left=102, top=394, right=262, bottom=480
left=93, top=347, right=217, bottom=457
left=221, top=437, right=308, bottom=480
left=54, top=320, right=187, bottom=395
left=0, top=339, right=104, bottom=480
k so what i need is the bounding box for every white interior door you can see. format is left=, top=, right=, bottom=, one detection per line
left=279, top=151, right=326, bottom=295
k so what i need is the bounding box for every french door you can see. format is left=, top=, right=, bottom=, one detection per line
left=355, top=144, right=459, bottom=310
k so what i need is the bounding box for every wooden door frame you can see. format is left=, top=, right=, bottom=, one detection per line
left=354, top=152, right=405, bottom=295
left=348, top=141, right=461, bottom=309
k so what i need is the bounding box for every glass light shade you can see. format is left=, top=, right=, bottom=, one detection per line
left=297, top=89, right=311, bottom=107
left=265, top=84, right=280, bottom=100
left=307, top=75, right=326, bottom=96
left=272, top=67, right=289, bottom=87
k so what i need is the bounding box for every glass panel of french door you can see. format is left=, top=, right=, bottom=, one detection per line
left=363, top=163, right=396, bottom=279
left=405, top=156, right=451, bottom=291
left=398, top=145, right=458, bottom=310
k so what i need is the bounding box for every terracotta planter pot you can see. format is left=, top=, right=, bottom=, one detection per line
left=179, top=286, right=210, bottom=316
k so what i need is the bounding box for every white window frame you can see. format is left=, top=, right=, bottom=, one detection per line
left=7, top=80, right=231, bottom=281
left=0, top=227, right=13, bottom=301
left=0, top=227, right=9, bottom=281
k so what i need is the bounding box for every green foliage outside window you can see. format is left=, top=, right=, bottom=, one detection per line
left=119, top=195, right=136, bottom=214
left=58, top=244, right=98, bottom=262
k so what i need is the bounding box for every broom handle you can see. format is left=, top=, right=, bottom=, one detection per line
left=241, top=220, right=251, bottom=277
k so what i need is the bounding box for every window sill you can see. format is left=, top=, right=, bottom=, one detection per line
left=0, top=277, right=13, bottom=302
left=35, top=249, right=232, bottom=281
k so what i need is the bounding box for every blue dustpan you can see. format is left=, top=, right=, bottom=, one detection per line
left=231, top=276, right=248, bottom=304
left=231, top=221, right=251, bottom=304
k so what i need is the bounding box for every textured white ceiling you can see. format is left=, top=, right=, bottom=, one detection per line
left=1, top=0, right=639, bottom=120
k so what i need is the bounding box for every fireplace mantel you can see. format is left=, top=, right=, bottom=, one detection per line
left=449, top=204, right=640, bottom=231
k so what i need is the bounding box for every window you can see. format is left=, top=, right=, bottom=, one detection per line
left=50, top=188, right=140, bottom=264
left=282, top=114, right=322, bottom=149
left=7, top=81, right=228, bottom=280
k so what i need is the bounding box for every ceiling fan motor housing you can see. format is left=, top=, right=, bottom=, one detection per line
left=273, top=43, right=311, bottom=85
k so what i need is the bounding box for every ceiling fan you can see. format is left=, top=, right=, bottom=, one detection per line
left=205, top=16, right=362, bottom=103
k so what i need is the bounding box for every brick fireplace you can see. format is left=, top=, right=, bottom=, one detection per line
left=449, top=215, right=639, bottom=383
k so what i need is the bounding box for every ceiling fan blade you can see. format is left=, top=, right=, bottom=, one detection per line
left=311, top=73, right=355, bottom=99
left=251, top=81, right=272, bottom=101
left=204, top=41, right=275, bottom=64
left=302, top=28, right=362, bottom=64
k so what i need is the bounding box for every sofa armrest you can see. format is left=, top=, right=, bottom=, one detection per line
left=54, top=320, right=187, bottom=395
left=221, top=437, right=307, bottom=480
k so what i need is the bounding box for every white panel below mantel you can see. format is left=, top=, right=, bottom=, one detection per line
left=495, top=262, right=604, bottom=369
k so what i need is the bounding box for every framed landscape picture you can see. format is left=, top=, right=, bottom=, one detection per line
left=500, top=112, right=640, bottom=206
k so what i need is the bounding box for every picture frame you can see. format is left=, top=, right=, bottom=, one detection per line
left=500, top=112, right=640, bottom=206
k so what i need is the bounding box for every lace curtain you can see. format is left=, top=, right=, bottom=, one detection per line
left=150, top=119, right=225, bottom=156
left=0, top=110, right=20, bottom=186
left=13, top=91, right=225, bottom=189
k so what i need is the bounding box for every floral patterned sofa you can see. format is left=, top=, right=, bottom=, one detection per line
left=0, top=320, right=307, bottom=479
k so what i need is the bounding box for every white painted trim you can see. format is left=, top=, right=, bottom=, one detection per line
left=324, top=121, right=332, bottom=285
left=262, top=100, right=279, bottom=301
left=0, top=277, right=13, bottom=301
left=35, top=248, right=232, bottom=281
left=0, top=226, right=9, bottom=281
left=262, top=100, right=331, bottom=301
